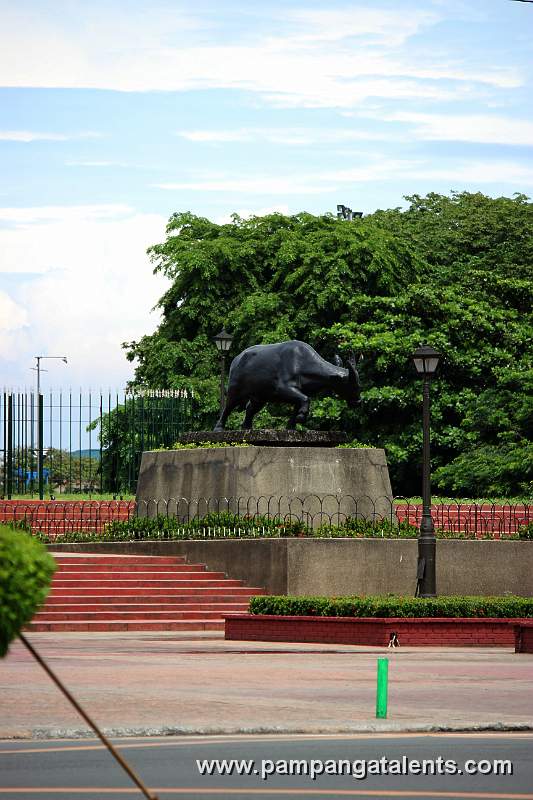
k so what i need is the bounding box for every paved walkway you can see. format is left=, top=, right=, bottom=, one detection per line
left=1, top=633, right=532, bottom=738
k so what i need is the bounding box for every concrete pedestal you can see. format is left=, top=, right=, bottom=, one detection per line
left=136, top=445, right=394, bottom=527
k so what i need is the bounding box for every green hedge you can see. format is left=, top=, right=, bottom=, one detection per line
left=0, top=525, right=56, bottom=656
left=249, top=595, right=533, bottom=619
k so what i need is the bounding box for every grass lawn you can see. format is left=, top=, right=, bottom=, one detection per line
left=3, top=494, right=529, bottom=505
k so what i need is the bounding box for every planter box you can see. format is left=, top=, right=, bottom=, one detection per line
left=515, top=621, right=533, bottom=653
left=224, top=614, right=526, bottom=647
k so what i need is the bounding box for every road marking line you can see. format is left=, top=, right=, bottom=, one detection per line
left=1, top=732, right=532, bottom=755
left=0, top=789, right=533, bottom=798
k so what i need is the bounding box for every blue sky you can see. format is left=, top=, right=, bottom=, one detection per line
left=1, top=0, right=532, bottom=391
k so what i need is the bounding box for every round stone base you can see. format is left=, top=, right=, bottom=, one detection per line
left=136, top=445, right=394, bottom=528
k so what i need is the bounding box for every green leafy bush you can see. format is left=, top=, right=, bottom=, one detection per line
left=35, top=511, right=527, bottom=543
left=518, top=522, right=533, bottom=540
left=0, top=525, right=56, bottom=656
left=249, top=594, right=533, bottom=618
left=314, top=518, right=418, bottom=538
left=36, top=512, right=308, bottom=543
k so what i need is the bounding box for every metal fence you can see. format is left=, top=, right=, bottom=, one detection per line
left=0, top=389, right=194, bottom=498
left=1, top=497, right=531, bottom=539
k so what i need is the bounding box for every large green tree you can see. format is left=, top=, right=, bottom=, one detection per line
left=124, top=193, right=533, bottom=498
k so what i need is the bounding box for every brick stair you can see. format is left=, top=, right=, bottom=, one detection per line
left=28, top=554, right=263, bottom=632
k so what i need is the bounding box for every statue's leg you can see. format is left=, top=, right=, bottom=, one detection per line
left=213, top=392, right=239, bottom=431
left=241, top=399, right=265, bottom=430
left=277, top=387, right=310, bottom=429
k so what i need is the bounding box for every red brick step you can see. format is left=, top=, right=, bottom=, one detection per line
left=26, top=552, right=263, bottom=632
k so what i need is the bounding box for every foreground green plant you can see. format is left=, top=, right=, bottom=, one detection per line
left=249, top=595, right=533, bottom=619
left=0, top=525, right=56, bottom=656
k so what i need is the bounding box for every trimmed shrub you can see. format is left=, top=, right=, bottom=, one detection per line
left=249, top=594, right=533, bottom=619
left=0, top=525, right=56, bottom=657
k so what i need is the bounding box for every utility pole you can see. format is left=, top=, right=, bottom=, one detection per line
left=33, top=356, right=68, bottom=499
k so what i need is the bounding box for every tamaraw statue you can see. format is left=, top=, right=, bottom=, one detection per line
left=213, top=340, right=361, bottom=431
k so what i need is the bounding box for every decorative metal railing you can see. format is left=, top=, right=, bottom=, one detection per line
left=1, top=497, right=530, bottom=540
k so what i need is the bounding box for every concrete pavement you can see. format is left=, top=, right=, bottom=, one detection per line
left=1, top=632, right=532, bottom=738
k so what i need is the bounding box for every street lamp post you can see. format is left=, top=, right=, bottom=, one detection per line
left=411, top=345, right=441, bottom=598
left=34, top=355, right=68, bottom=396
left=213, top=328, right=233, bottom=414
left=33, top=356, right=68, bottom=499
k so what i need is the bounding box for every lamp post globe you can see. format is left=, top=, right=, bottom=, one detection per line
left=213, top=328, right=233, bottom=413
left=411, top=344, right=441, bottom=598
left=412, top=345, right=441, bottom=379
left=213, top=328, right=233, bottom=354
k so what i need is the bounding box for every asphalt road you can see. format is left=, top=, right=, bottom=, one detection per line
left=0, top=733, right=531, bottom=799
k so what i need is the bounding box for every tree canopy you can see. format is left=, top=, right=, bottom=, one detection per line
left=124, top=191, right=533, bottom=498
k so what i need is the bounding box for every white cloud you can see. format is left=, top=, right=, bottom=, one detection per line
left=153, top=157, right=424, bottom=195
left=0, top=291, right=28, bottom=333
left=0, top=204, right=133, bottom=230
left=0, top=291, right=29, bottom=362
left=154, top=155, right=533, bottom=197
left=65, top=160, right=122, bottom=167
left=215, top=204, right=291, bottom=224
left=179, top=130, right=254, bottom=143
left=381, top=112, right=533, bottom=146
left=0, top=130, right=68, bottom=142
left=0, top=205, right=170, bottom=388
left=177, top=127, right=393, bottom=145
left=0, top=3, right=522, bottom=108
left=154, top=178, right=335, bottom=194
left=0, top=130, right=101, bottom=142
left=415, top=160, right=533, bottom=185
left=284, top=7, right=438, bottom=47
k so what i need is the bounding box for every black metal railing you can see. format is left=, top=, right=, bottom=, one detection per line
left=1, top=389, right=194, bottom=497
left=2, top=496, right=531, bottom=540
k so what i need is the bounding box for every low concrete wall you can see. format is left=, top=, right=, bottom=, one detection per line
left=48, top=539, right=533, bottom=597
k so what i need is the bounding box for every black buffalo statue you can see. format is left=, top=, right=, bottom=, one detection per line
left=214, top=340, right=361, bottom=431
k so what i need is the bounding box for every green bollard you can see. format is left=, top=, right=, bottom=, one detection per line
left=376, top=658, right=389, bottom=719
